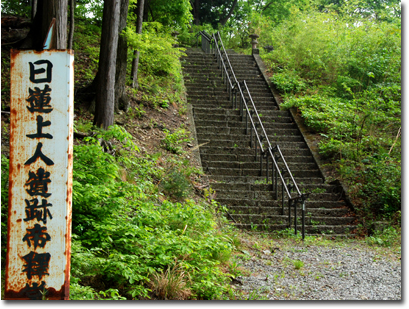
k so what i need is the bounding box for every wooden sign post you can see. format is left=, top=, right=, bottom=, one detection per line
left=5, top=49, right=74, bottom=300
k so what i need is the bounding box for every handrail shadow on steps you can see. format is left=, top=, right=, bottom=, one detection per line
left=198, top=31, right=309, bottom=239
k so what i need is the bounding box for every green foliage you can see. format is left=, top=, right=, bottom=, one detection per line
left=293, top=259, right=304, bottom=270
left=338, top=154, right=401, bottom=217
left=366, top=226, right=400, bottom=247
left=161, top=127, right=191, bottom=154
left=132, top=104, right=146, bottom=118
left=271, top=71, right=307, bottom=94
left=74, top=0, right=104, bottom=23
left=1, top=0, right=31, bottom=17
left=126, top=22, right=186, bottom=78
left=70, top=276, right=126, bottom=300
left=71, top=125, right=233, bottom=299
left=259, top=5, right=401, bottom=222
left=178, top=24, right=215, bottom=47
left=129, top=0, right=192, bottom=30
left=73, top=21, right=101, bottom=87
left=160, top=167, right=192, bottom=200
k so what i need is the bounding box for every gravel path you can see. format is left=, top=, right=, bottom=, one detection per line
left=232, top=239, right=401, bottom=300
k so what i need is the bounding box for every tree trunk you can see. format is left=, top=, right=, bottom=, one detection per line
left=20, top=0, right=68, bottom=50
left=93, top=0, right=120, bottom=130
left=193, top=0, right=200, bottom=25
left=219, top=0, right=238, bottom=26
left=131, top=0, right=145, bottom=89
left=114, top=0, right=130, bottom=113
left=68, top=0, right=75, bottom=49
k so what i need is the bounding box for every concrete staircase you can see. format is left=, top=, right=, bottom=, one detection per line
left=182, top=48, right=357, bottom=237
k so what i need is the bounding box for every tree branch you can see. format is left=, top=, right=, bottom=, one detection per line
left=262, top=1, right=275, bottom=12
left=218, top=0, right=238, bottom=26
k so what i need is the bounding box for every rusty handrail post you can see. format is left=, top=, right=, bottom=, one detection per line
left=294, top=198, right=297, bottom=235
left=266, top=152, right=269, bottom=183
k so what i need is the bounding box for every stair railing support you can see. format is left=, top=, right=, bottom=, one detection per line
left=254, top=122, right=258, bottom=158
left=266, top=152, right=269, bottom=183
left=288, top=199, right=292, bottom=228
left=239, top=93, right=243, bottom=119
left=302, top=197, right=305, bottom=240
left=294, top=198, right=298, bottom=236
left=245, top=107, right=249, bottom=135
left=282, top=173, right=285, bottom=217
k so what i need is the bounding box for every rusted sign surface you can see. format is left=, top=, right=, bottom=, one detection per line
left=5, top=50, right=74, bottom=300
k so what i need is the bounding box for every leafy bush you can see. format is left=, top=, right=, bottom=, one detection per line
left=366, top=226, right=400, bottom=247
left=270, top=71, right=307, bottom=94
left=160, top=167, right=192, bottom=200
left=161, top=127, right=191, bottom=154
left=70, top=125, right=234, bottom=299
left=126, top=22, right=185, bottom=78
left=262, top=7, right=401, bottom=222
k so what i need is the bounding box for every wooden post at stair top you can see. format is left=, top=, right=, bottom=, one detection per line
left=5, top=48, right=74, bottom=300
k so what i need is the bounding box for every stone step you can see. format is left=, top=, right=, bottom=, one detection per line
left=199, top=146, right=309, bottom=157
left=209, top=175, right=324, bottom=184
left=203, top=160, right=318, bottom=171
left=195, top=126, right=300, bottom=136
left=197, top=134, right=304, bottom=144
left=185, top=85, right=226, bottom=91
left=193, top=114, right=293, bottom=123
left=215, top=188, right=320, bottom=201
left=225, top=206, right=350, bottom=217
left=210, top=182, right=343, bottom=196
left=230, top=214, right=356, bottom=226
left=190, top=101, right=278, bottom=110
left=207, top=167, right=322, bottom=178
left=217, top=198, right=344, bottom=208
left=187, top=95, right=276, bottom=104
left=198, top=139, right=307, bottom=153
left=183, top=69, right=225, bottom=75
left=201, top=154, right=315, bottom=164
left=227, top=68, right=260, bottom=75
left=232, top=223, right=356, bottom=235
left=199, top=145, right=311, bottom=156
left=194, top=120, right=296, bottom=130
left=193, top=107, right=287, bottom=117
left=187, top=89, right=274, bottom=97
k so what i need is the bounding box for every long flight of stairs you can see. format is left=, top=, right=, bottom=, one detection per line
left=182, top=48, right=357, bottom=237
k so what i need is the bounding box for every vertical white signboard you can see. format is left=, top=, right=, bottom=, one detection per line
left=5, top=50, right=74, bottom=300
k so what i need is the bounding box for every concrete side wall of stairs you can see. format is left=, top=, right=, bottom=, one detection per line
left=182, top=48, right=357, bottom=237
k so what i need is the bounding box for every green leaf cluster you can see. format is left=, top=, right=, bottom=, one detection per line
left=69, top=126, right=235, bottom=299
left=257, top=4, right=401, bottom=220
left=126, top=22, right=186, bottom=78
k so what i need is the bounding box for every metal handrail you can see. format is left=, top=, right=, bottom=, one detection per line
left=215, top=32, right=239, bottom=88
left=197, top=31, right=309, bottom=239
left=236, top=81, right=264, bottom=153
left=200, top=30, right=212, bottom=41
left=198, top=31, right=213, bottom=54
left=213, top=33, right=235, bottom=99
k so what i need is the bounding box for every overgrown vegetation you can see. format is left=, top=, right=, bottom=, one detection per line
left=0, top=2, right=240, bottom=299
left=203, top=0, right=401, bottom=226
left=261, top=5, right=401, bottom=224
left=69, top=127, right=236, bottom=299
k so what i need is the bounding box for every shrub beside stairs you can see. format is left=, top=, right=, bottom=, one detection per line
left=182, top=48, right=357, bottom=237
